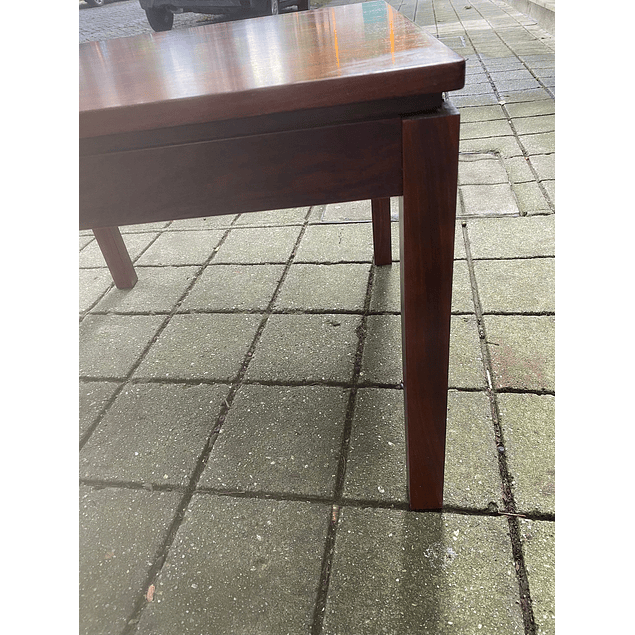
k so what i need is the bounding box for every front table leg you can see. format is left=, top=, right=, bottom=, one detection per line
left=400, top=104, right=460, bottom=510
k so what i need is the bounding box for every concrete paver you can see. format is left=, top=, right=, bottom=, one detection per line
left=79, top=314, right=166, bottom=378
left=198, top=385, right=349, bottom=496
left=365, top=245, right=471, bottom=315
left=274, top=263, right=371, bottom=311
left=453, top=222, right=468, bottom=259
left=135, top=230, right=225, bottom=266
left=359, top=314, right=403, bottom=385
left=519, top=519, right=556, bottom=635
left=474, top=258, right=555, bottom=313
left=295, top=223, right=374, bottom=262
left=459, top=103, right=507, bottom=122
left=80, top=268, right=116, bottom=312
left=135, top=495, right=330, bottom=635
left=503, top=155, right=537, bottom=183
left=443, top=390, right=504, bottom=511
left=512, top=180, right=552, bottom=214
left=461, top=182, right=520, bottom=216
left=449, top=315, right=487, bottom=388
left=246, top=313, right=361, bottom=382
left=80, top=232, right=158, bottom=268
left=320, top=198, right=402, bottom=224
left=461, top=119, right=516, bottom=139
left=79, top=0, right=556, bottom=632
left=367, top=264, right=401, bottom=312
left=451, top=260, right=477, bottom=313
left=163, top=215, right=237, bottom=230
left=459, top=154, right=510, bottom=185
left=80, top=234, right=94, bottom=250
left=358, top=312, right=491, bottom=389
left=484, top=315, right=555, bottom=391
left=499, top=87, right=552, bottom=103
left=506, top=100, right=555, bottom=118
left=513, top=114, right=555, bottom=135
left=459, top=134, right=525, bottom=159
left=343, top=387, right=409, bottom=503
left=132, top=313, right=262, bottom=380
left=519, top=131, right=555, bottom=155
left=94, top=266, right=199, bottom=313
left=213, top=225, right=302, bottom=263
left=466, top=215, right=555, bottom=258
left=120, top=221, right=170, bottom=232
left=499, top=394, right=556, bottom=516
left=542, top=180, right=554, bottom=205
left=79, top=487, right=183, bottom=635
left=452, top=92, right=499, bottom=108
left=80, top=383, right=229, bottom=486
left=320, top=199, right=374, bottom=223
left=79, top=380, right=119, bottom=440
left=528, top=153, right=556, bottom=181
left=489, top=69, right=537, bottom=83
left=181, top=264, right=285, bottom=311
left=233, top=206, right=310, bottom=226
left=322, top=509, right=525, bottom=634
left=456, top=80, right=496, bottom=97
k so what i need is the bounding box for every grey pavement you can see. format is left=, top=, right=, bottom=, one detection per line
left=79, top=1, right=555, bottom=633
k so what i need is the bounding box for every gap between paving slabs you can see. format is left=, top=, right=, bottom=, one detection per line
left=84, top=215, right=548, bottom=628
left=115, top=209, right=317, bottom=631
left=79, top=206, right=552, bottom=635
left=81, top=204, right=370, bottom=633
left=81, top=205, right=553, bottom=635
left=460, top=219, right=551, bottom=634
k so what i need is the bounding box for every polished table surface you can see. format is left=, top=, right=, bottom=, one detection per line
left=79, top=1, right=464, bottom=139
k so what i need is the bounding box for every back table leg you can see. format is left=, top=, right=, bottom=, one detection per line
left=400, top=104, right=460, bottom=511
left=92, top=227, right=138, bottom=289
left=371, top=198, right=392, bottom=265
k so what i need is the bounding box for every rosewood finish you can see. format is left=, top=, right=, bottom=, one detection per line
left=80, top=118, right=402, bottom=229
left=79, top=1, right=465, bottom=510
left=79, top=2, right=464, bottom=139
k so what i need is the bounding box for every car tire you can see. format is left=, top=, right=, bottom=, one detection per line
left=260, top=0, right=279, bottom=15
left=145, top=7, right=175, bottom=31
left=85, top=0, right=106, bottom=6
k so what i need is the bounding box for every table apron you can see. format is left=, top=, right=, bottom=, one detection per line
left=79, top=117, right=403, bottom=230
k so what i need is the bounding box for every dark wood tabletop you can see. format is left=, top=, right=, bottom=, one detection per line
left=79, top=1, right=464, bottom=139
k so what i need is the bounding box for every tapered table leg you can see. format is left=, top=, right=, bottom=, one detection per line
left=371, top=198, right=392, bottom=265
left=92, top=227, right=138, bottom=289
left=400, top=103, right=460, bottom=511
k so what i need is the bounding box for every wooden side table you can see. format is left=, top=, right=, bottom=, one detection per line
left=79, top=1, right=465, bottom=510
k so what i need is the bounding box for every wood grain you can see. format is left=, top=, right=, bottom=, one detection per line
left=79, top=93, right=442, bottom=157
left=80, top=1, right=464, bottom=138
left=399, top=104, right=460, bottom=510
left=371, top=198, right=392, bottom=266
left=80, top=119, right=402, bottom=229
